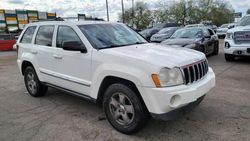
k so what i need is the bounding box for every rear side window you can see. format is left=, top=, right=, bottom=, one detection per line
left=20, top=26, right=36, bottom=43
left=35, top=25, right=54, bottom=46
left=56, top=26, right=83, bottom=48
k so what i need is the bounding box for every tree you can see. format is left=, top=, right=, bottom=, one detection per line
left=119, top=2, right=153, bottom=29
left=247, top=9, right=250, bottom=14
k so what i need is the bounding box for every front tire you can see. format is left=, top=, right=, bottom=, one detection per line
left=103, top=83, right=149, bottom=134
left=225, top=54, right=234, bottom=61
left=24, top=66, right=48, bottom=97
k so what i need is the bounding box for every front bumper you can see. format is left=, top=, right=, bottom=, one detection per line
left=151, top=95, right=205, bottom=121
left=138, top=67, right=215, bottom=118
left=224, top=39, right=250, bottom=56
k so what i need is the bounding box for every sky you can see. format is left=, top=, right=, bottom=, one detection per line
left=1, top=0, right=250, bottom=21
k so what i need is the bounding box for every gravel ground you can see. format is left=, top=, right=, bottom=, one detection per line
left=0, top=40, right=250, bottom=141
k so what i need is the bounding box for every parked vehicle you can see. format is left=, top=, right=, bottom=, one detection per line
left=216, top=24, right=229, bottom=38
left=162, top=27, right=219, bottom=56
left=139, top=28, right=160, bottom=40
left=16, top=21, right=215, bottom=134
left=150, top=27, right=180, bottom=43
left=224, top=15, right=250, bottom=61
left=185, top=24, right=205, bottom=28
left=0, top=34, right=16, bottom=51
left=140, top=23, right=179, bottom=41
left=153, top=22, right=179, bottom=29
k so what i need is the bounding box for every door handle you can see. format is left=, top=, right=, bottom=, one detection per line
left=31, top=50, right=37, bottom=54
left=53, top=54, right=63, bottom=59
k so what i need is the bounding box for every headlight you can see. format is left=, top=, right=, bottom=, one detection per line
left=152, top=68, right=184, bottom=87
left=184, top=44, right=196, bottom=49
left=226, top=32, right=233, bottom=40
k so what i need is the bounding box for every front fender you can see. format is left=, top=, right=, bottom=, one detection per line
left=89, top=64, right=154, bottom=99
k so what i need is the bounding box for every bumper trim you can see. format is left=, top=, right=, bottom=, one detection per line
left=151, top=95, right=205, bottom=121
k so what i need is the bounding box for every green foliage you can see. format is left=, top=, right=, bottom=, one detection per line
left=119, top=2, right=153, bottom=29
left=119, top=0, right=234, bottom=29
left=247, top=9, right=250, bottom=14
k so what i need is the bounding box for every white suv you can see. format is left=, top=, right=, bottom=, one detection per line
left=16, top=21, right=215, bottom=134
left=224, top=15, right=250, bottom=61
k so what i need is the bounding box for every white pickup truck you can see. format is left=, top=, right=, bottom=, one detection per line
left=16, top=21, right=215, bottom=134
left=225, top=15, right=250, bottom=61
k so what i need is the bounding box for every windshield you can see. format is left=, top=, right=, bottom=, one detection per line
left=220, top=24, right=228, bottom=28
left=239, top=16, right=250, bottom=26
left=171, top=28, right=202, bottom=39
left=158, top=28, right=175, bottom=34
left=78, top=24, right=147, bottom=49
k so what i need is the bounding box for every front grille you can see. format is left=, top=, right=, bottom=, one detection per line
left=181, top=59, right=209, bottom=84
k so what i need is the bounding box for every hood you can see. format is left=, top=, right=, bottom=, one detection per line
left=228, top=25, right=250, bottom=33
left=100, top=43, right=205, bottom=68
left=161, top=38, right=200, bottom=47
left=217, top=28, right=228, bottom=31
left=150, top=34, right=170, bottom=42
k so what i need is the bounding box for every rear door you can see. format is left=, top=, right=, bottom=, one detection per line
left=34, top=25, right=56, bottom=83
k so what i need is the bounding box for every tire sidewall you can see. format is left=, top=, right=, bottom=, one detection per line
left=24, top=66, right=43, bottom=97
left=103, top=83, right=146, bottom=134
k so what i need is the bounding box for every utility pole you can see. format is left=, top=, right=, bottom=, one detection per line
left=121, top=0, right=125, bottom=23
left=131, top=0, right=134, bottom=27
left=106, top=0, right=109, bottom=21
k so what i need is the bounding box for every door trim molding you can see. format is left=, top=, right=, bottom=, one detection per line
left=40, top=69, right=91, bottom=87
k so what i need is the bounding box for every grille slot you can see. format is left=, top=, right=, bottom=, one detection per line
left=182, top=60, right=209, bottom=84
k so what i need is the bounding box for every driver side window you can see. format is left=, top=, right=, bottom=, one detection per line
left=56, top=26, right=84, bottom=48
left=203, top=29, right=210, bottom=37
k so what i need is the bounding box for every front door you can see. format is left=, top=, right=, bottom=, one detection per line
left=49, top=25, right=92, bottom=95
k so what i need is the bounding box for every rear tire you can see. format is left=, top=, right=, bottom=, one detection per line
left=24, top=66, right=48, bottom=97
left=103, top=83, right=149, bottom=134
left=225, top=54, right=234, bottom=62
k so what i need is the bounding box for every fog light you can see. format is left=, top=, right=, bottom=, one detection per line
left=170, top=95, right=181, bottom=107
left=225, top=42, right=230, bottom=48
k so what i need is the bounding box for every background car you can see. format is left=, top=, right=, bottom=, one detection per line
left=139, top=23, right=179, bottom=41
left=216, top=24, right=229, bottom=38
left=139, top=28, right=160, bottom=41
left=161, top=27, right=219, bottom=56
left=150, top=27, right=180, bottom=43
left=0, top=34, right=16, bottom=51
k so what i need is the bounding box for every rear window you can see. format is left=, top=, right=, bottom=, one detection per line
left=35, top=25, right=54, bottom=46
left=20, top=26, right=36, bottom=43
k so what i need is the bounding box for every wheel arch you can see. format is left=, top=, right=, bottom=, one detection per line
left=96, top=76, right=149, bottom=113
left=21, top=60, right=34, bottom=75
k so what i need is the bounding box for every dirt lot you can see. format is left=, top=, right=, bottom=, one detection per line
left=0, top=40, right=250, bottom=141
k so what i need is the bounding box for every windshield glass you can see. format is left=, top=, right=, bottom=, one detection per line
left=78, top=24, right=147, bottom=49
left=221, top=24, right=228, bottom=28
left=158, top=28, right=175, bottom=34
left=239, top=16, right=250, bottom=26
left=171, top=28, right=202, bottom=39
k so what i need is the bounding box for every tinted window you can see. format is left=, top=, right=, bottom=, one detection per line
left=171, top=28, right=202, bottom=39
left=78, top=24, right=147, bottom=49
left=203, top=29, right=210, bottom=37
left=208, top=29, right=214, bottom=35
left=56, top=26, right=83, bottom=48
left=20, top=26, right=36, bottom=43
left=35, top=26, right=54, bottom=46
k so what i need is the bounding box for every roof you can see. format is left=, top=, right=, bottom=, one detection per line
left=26, top=20, right=120, bottom=26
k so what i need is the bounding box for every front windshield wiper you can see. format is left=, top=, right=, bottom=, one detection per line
left=98, top=42, right=147, bottom=50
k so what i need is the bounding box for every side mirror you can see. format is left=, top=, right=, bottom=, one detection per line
left=62, top=41, right=87, bottom=53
